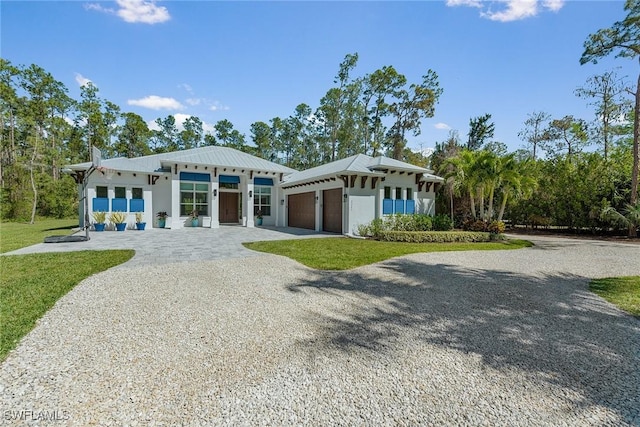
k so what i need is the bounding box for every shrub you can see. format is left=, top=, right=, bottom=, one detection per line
left=487, top=220, right=506, bottom=234
left=379, top=231, right=491, bottom=243
left=463, top=219, right=488, bottom=232
left=433, top=214, right=453, bottom=231
left=92, top=211, right=106, bottom=224
left=108, top=211, right=127, bottom=224
left=414, top=214, right=433, bottom=231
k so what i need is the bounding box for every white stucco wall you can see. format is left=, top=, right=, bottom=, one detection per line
left=85, top=171, right=155, bottom=230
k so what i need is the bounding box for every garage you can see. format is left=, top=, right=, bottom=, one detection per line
left=288, top=192, right=315, bottom=230
left=322, top=188, right=342, bottom=233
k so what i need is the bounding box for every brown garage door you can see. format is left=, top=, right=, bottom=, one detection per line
left=323, top=188, right=342, bottom=234
left=288, top=192, right=315, bottom=230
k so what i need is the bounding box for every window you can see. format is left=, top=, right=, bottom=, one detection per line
left=406, top=188, right=413, bottom=200
left=220, top=182, right=238, bottom=190
left=115, top=187, right=126, bottom=199
left=253, top=186, right=271, bottom=216
left=384, top=186, right=391, bottom=199
left=132, top=187, right=143, bottom=199
left=96, top=186, right=108, bottom=198
left=180, top=182, right=208, bottom=216
left=395, top=187, right=402, bottom=199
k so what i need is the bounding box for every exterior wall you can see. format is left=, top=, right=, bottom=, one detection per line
left=86, top=171, right=154, bottom=230
left=345, top=184, right=376, bottom=236
left=153, top=175, right=172, bottom=228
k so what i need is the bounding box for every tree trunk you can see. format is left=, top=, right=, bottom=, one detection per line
left=469, top=191, right=476, bottom=219
left=629, top=71, right=639, bottom=237
left=497, top=192, right=509, bottom=222
left=29, top=132, right=39, bottom=225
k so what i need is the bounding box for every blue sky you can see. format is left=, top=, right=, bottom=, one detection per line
left=2, top=0, right=636, bottom=154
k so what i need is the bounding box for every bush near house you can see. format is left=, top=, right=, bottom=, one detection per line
left=379, top=231, right=496, bottom=243
left=357, top=214, right=454, bottom=238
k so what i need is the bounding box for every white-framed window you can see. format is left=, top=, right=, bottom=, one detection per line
left=406, top=187, right=413, bottom=200
left=114, top=186, right=126, bottom=199
left=253, top=186, right=271, bottom=216
left=132, top=187, right=143, bottom=199
left=384, top=186, right=391, bottom=199
left=395, top=187, right=402, bottom=199
left=180, top=182, right=208, bottom=216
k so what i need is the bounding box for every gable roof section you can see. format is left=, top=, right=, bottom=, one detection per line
left=282, top=154, right=443, bottom=187
left=66, top=146, right=296, bottom=175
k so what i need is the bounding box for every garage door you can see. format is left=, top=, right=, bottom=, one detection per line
left=323, top=188, right=342, bottom=234
left=288, top=192, right=315, bottom=230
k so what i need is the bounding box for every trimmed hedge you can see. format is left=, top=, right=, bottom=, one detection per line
left=379, top=231, right=500, bottom=243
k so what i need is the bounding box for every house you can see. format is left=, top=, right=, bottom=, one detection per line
left=67, top=146, right=444, bottom=234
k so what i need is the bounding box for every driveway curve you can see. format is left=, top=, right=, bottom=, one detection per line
left=1, top=234, right=639, bottom=426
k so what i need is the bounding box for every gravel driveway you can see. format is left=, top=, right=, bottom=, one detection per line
left=1, top=235, right=639, bottom=426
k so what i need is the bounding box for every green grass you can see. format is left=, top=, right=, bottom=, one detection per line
left=243, top=237, right=533, bottom=270
left=0, top=219, right=78, bottom=253
left=590, top=276, right=640, bottom=317
left=0, top=250, right=134, bottom=361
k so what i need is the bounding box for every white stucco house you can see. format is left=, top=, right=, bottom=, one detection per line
left=67, top=146, right=444, bottom=235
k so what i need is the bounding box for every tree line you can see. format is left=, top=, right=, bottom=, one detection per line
left=431, top=0, right=639, bottom=237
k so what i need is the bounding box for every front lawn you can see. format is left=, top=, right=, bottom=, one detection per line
left=243, top=237, right=532, bottom=270
left=0, top=219, right=78, bottom=253
left=590, top=276, right=640, bottom=317
left=0, top=250, right=134, bottom=361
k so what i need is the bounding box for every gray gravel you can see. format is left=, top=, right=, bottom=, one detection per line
left=1, top=235, right=639, bottom=426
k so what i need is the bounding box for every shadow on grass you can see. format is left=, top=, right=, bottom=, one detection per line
left=287, top=259, right=640, bottom=423
left=44, top=224, right=79, bottom=232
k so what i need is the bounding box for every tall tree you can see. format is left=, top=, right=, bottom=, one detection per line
left=542, top=115, right=589, bottom=159
left=151, top=115, right=179, bottom=153
left=386, top=70, right=443, bottom=160
left=581, top=0, right=640, bottom=236
left=576, top=70, right=632, bottom=161
left=214, top=119, right=246, bottom=152
left=467, top=113, right=495, bottom=151
left=518, top=111, right=551, bottom=160
left=180, top=116, right=203, bottom=149
left=116, top=112, right=151, bottom=158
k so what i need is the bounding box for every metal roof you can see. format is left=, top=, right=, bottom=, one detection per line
left=66, top=146, right=296, bottom=174
left=282, top=154, right=443, bottom=186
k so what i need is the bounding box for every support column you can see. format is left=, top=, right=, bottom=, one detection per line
left=170, top=176, right=182, bottom=229
left=211, top=179, right=220, bottom=228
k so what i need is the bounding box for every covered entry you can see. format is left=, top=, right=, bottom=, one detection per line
left=322, top=188, right=342, bottom=233
left=288, top=192, right=315, bottom=230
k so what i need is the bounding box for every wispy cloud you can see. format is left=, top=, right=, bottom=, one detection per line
left=209, top=101, right=230, bottom=112
left=74, top=72, right=93, bottom=87
left=85, top=0, right=170, bottom=24
left=185, top=98, right=202, bottom=106
left=172, top=113, right=216, bottom=133
left=434, top=122, right=452, bottom=130
left=447, top=0, right=564, bottom=22
left=128, top=95, right=183, bottom=110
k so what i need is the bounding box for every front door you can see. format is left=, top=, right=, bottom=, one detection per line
left=219, top=192, right=239, bottom=223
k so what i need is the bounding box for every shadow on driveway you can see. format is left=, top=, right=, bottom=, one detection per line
left=287, top=259, right=640, bottom=423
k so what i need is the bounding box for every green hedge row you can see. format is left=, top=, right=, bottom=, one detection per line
left=378, top=231, right=503, bottom=243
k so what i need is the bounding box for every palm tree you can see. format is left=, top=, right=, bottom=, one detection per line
left=497, top=157, right=538, bottom=222
left=444, top=150, right=479, bottom=219
left=601, top=201, right=640, bottom=235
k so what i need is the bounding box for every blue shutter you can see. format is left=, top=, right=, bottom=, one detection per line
left=383, top=199, right=393, bottom=215
left=92, top=198, right=109, bottom=212
left=130, top=199, right=144, bottom=212
left=112, top=198, right=127, bottom=212
left=180, top=172, right=210, bottom=182
left=394, top=199, right=405, bottom=214
left=254, top=177, right=273, bottom=186
left=219, top=175, right=240, bottom=184
left=405, top=200, right=415, bottom=214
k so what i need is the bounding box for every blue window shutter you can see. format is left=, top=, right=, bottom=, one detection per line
left=406, top=200, right=415, bottom=214
left=219, top=175, right=240, bottom=184
left=92, top=198, right=109, bottom=212
left=254, top=177, right=273, bottom=186
left=180, top=172, right=210, bottom=182
left=394, top=199, right=404, bottom=214
left=130, top=199, right=144, bottom=212
left=112, top=198, right=127, bottom=212
left=383, top=199, right=393, bottom=215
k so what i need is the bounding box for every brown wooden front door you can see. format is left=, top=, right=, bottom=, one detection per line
left=288, top=192, right=315, bottom=230
left=219, top=192, right=238, bottom=223
left=322, top=188, right=343, bottom=234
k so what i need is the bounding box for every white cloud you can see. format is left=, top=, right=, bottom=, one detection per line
left=85, top=0, right=170, bottom=24
left=128, top=95, right=183, bottom=110
left=185, top=98, right=201, bottom=106
left=74, top=72, right=93, bottom=87
left=171, top=113, right=216, bottom=133
left=178, top=83, right=193, bottom=93
left=209, top=101, right=230, bottom=112
left=434, top=122, right=452, bottom=130
left=482, top=0, right=538, bottom=22
left=447, top=0, right=564, bottom=22
left=542, top=0, right=564, bottom=12
left=445, top=0, right=483, bottom=8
